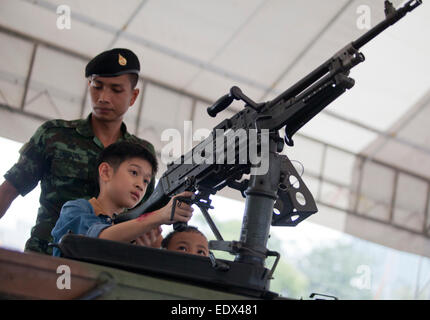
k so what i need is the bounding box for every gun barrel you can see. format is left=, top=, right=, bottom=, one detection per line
left=353, top=0, right=422, bottom=50
left=267, top=61, right=331, bottom=109
left=268, top=0, right=422, bottom=109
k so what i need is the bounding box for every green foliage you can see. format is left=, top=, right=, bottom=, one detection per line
left=192, top=211, right=381, bottom=299
left=190, top=206, right=427, bottom=300
left=297, top=240, right=374, bottom=299
left=269, top=258, right=309, bottom=299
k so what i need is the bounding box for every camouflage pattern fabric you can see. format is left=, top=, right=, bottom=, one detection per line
left=3, top=113, right=156, bottom=255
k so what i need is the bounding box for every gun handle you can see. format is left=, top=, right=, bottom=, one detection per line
left=207, top=93, right=233, bottom=117
left=170, top=196, right=193, bottom=232
left=173, top=222, right=188, bottom=231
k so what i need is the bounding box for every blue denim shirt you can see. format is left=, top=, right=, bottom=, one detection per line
left=51, top=198, right=112, bottom=256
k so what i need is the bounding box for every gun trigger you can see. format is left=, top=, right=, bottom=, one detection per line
left=170, top=198, right=177, bottom=221
left=284, top=133, right=294, bottom=147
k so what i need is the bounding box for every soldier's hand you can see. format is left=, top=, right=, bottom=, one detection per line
left=0, top=181, right=20, bottom=220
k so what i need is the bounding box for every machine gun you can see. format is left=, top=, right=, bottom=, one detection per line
left=106, top=0, right=421, bottom=295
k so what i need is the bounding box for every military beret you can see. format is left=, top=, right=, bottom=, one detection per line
left=85, top=48, right=140, bottom=78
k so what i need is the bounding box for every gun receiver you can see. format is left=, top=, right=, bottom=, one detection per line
left=114, top=0, right=421, bottom=228
left=94, top=0, right=422, bottom=297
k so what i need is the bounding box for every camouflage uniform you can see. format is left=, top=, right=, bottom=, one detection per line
left=4, top=113, right=156, bottom=255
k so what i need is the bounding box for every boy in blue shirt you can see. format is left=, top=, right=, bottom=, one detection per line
left=51, top=141, right=194, bottom=256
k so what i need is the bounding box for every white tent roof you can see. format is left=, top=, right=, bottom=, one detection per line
left=0, top=0, right=429, bottom=257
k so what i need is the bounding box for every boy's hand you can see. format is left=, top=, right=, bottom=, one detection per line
left=157, top=191, right=194, bottom=225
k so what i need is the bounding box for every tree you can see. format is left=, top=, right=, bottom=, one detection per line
left=269, top=258, right=309, bottom=299
left=297, top=240, right=374, bottom=299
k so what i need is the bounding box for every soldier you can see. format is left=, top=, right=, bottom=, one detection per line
left=0, top=48, right=156, bottom=255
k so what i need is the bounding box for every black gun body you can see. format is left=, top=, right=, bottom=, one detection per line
left=114, top=0, right=422, bottom=225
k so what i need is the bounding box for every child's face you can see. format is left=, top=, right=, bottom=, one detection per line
left=167, top=231, right=209, bottom=257
left=103, top=157, right=153, bottom=210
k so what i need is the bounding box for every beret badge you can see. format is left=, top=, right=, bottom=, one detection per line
left=118, top=54, right=127, bottom=66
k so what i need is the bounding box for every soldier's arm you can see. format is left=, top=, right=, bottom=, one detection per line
left=1, top=122, right=50, bottom=219
left=0, top=180, right=20, bottom=219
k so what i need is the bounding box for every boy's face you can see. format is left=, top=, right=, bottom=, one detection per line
left=101, top=157, right=152, bottom=210
left=89, top=74, right=139, bottom=123
left=167, top=231, right=209, bottom=257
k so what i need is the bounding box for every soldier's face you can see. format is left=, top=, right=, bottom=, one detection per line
left=100, top=157, right=153, bottom=210
left=89, top=75, right=139, bottom=122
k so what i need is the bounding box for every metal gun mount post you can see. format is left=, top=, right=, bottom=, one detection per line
left=234, top=134, right=282, bottom=267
